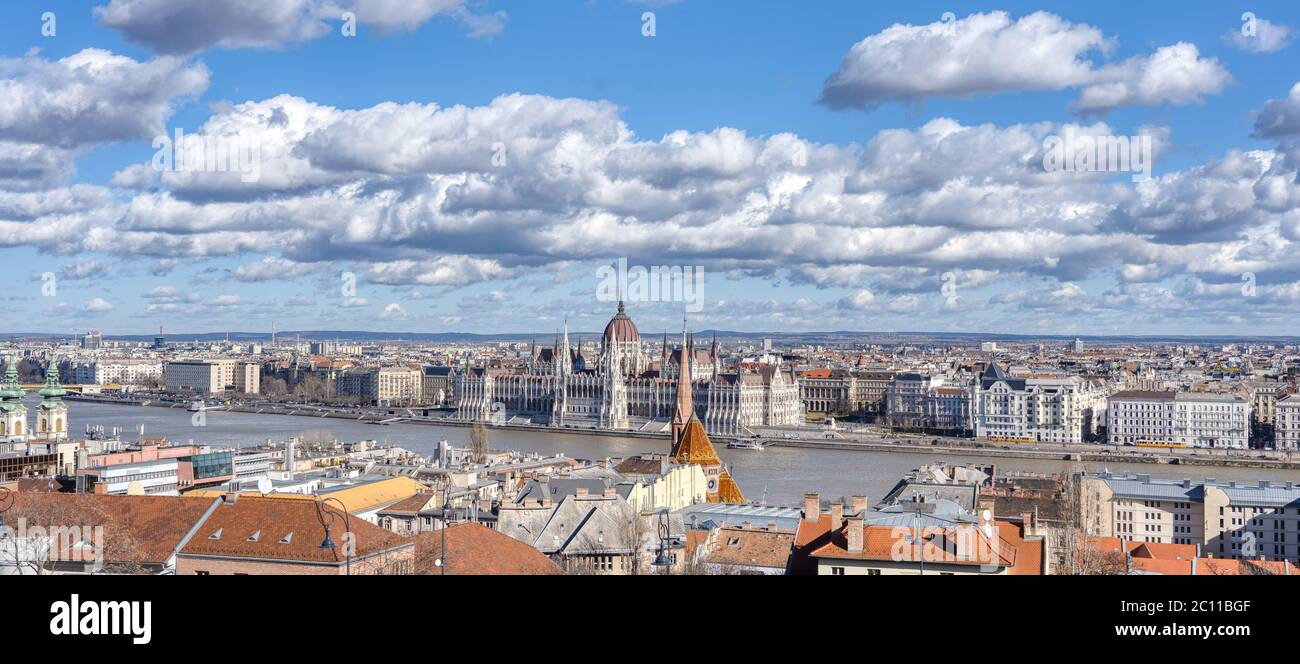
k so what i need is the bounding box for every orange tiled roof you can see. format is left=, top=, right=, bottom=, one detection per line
left=9, top=492, right=218, bottom=566
left=794, top=513, right=1041, bottom=574
left=178, top=496, right=411, bottom=564
left=413, top=523, right=559, bottom=575
left=673, top=415, right=722, bottom=466
left=704, top=525, right=795, bottom=570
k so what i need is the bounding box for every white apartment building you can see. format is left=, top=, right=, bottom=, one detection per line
left=77, top=458, right=180, bottom=496
left=1276, top=395, right=1300, bottom=450
left=338, top=366, right=422, bottom=405
left=1107, top=391, right=1250, bottom=449
left=1080, top=472, right=1300, bottom=563
left=165, top=359, right=261, bottom=395
left=972, top=363, right=1106, bottom=444
left=72, top=359, right=163, bottom=386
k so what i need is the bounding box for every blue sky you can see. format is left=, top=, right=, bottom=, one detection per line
left=4, top=1, right=1300, bottom=336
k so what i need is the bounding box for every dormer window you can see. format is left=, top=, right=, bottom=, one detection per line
left=279, top=532, right=293, bottom=544
left=246, top=530, right=260, bottom=542
left=208, top=528, right=223, bottom=540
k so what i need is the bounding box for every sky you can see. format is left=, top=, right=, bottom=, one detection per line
left=3, top=1, right=1300, bottom=337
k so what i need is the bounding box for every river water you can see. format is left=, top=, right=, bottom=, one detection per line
left=65, top=397, right=1300, bottom=507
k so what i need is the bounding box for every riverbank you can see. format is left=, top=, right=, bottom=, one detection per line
left=66, top=393, right=1300, bottom=470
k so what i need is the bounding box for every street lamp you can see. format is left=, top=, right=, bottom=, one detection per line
left=651, top=509, right=673, bottom=574
left=315, top=495, right=352, bottom=576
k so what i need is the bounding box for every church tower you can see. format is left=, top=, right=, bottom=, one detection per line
left=36, top=358, right=68, bottom=441
left=0, top=353, right=27, bottom=440
left=598, top=338, right=628, bottom=429
left=552, top=321, right=571, bottom=427
left=670, top=323, right=693, bottom=453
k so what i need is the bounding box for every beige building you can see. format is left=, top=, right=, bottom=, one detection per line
left=165, top=359, right=260, bottom=394
left=1079, top=472, right=1300, bottom=563
left=1275, top=395, right=1300, bottom=449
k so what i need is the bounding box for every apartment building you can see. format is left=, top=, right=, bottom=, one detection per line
left=71, top=359, right=163, bottom=386
left=165, top=359, right=260, bottom=395
left=885, top=373, right=943, bottom=430
left=800, top=369, right=893, bottom=418
left=973, top=363, right=1106, bottom=443
left=338, top=366, right=423, bottom=405
left=1107, top=391, right=1250, bottom=448
left=1275, top=395, right=1300, bottom=450
left=1079, top=472, right=1300, bottom=564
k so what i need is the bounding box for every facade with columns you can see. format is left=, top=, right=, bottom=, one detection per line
left=453, top=303, right=804, bottom=436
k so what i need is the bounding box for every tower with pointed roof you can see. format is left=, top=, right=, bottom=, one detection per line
left=670, top=322, right=693, bottom=450
left=552, top=321, right=572, bottom=426
left=36, top=357, right=68, bottom=441
left=0, top=353, right=27, bottom=440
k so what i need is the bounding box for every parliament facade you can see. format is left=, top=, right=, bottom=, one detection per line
left=453, top=302, right=803, bottom=436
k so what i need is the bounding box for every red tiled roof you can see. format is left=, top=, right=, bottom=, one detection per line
left=178, top=496, right=410, bottom=564
left=9, top=492, right=219, bottom=565
left=413, top=523, right=559, bottom=575
left=703, top=526, right=795, bottom=570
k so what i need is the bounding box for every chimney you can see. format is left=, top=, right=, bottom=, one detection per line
left=803, top=492, right=820, bottom=521
left=850, top=495, right=868, bottom=515
left=977, top=496, right=996, bottom=521
left=830, top=503, right=843, bottom=532
left=603, top=487, right=616, bottom=498
left=575, top=487, right=588, bottom=498
left=846, top=516, right=864, bottom=553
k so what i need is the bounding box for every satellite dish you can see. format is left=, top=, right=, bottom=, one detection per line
left=256, top=477, right=273, bottom=494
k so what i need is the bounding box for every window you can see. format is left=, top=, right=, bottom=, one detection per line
left=830, top=566, right=845, bottom=576
left=195, top=570, right=210, bottom=576
left=866, top=569, right=881, bottom=576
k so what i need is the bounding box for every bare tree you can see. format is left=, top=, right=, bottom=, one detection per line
left=469, top=422, right=489, bottom=466
left=6, top=494, right=150, bottom=575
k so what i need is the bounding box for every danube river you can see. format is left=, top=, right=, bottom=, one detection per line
left=66, top=398, right=1300, bottom=506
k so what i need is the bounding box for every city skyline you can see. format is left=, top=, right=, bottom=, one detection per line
left=4, top=2, right=1300, bottom=336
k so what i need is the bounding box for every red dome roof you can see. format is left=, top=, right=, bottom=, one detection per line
left=603, top=301, right=640, bottom=343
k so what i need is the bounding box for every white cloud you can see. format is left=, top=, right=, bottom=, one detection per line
left=377, top=302, right=411, bottom=320
left=1226, top=17, right=1294, bottom=54
left=94, top=0, right=504, bottom=54
left=0, top=49, right=208, bottom=148
left=84, top=297, right=114, bottom=312
left=1254, top=83, right=1300, bottom=139
left=820, top=11, right=1229, bottom=115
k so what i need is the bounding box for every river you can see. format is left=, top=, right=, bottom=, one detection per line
left=62, top=397, right=1300, bottom=506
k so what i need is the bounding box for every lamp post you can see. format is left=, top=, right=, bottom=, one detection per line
left=651, top=508, right=673, bottom=575
left=315, top=496, right=351, bottom=576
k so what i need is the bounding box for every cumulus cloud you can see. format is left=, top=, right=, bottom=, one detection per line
left=1226, top=17, right=1294, bottom=54
left=377, top=302, right=411, bottom=320
left=5, top=79, right=1300, bottom=329
left=94, top=0, right=505, bottom=54
left=820, top=11, right=1229, bottom=114
left=1254, top=83, right=1300, bottom=140
left=84, top=297, right=114, bottom=313
left=0, top=48, right=208, bottom=148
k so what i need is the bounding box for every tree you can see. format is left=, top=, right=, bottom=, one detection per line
left=4, top=493, right=150, bottom=575
left=1053, top=466, right=1129, bottom=575
left=469, top=422, right=489, bottom=466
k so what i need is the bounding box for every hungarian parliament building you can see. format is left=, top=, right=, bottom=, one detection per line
left=454, top=302, right=804, bottom=436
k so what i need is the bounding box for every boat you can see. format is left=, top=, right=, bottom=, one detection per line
left=727, top=439, right=765, bottom=451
